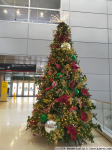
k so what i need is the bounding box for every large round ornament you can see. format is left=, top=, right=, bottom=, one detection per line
left=71, top=55, right=76, bottom=61
left=56, top=72, right=63, bottom=78
left=45, top=120, right=57, bottom=133
left=52, top=81, right=58, bottom=87
left=61, top=42, right=71, bottom=50
left=75, top=89, right=79, bottom=95
left=40, top=114, right=47, bottom=123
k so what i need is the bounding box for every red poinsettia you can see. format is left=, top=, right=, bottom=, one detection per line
left=70, top=62, right=79, bottom=69
left=45, top=87, right=53, bottom=91
left=56, top=64, right=61, bottom=70
left=81, top=111, right=88, bottom=122
left=55, top=95, right=70, bottom=107
left=81, top=88, right=92, bottom=97
left=66, top=124, right=78, bottom=141
left=58, top=34, right=65, bottom=42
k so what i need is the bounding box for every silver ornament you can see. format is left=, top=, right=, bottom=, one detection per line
left=45, top=120, right=57, bottom=133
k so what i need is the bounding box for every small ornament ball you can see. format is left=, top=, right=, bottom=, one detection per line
left=71, top=55, right=76, bottom=60
left=56, top=72, right=63, bottom=78
left=40, top=114, right=47, bottom=123
left=75, top=89, right=79, bottom=95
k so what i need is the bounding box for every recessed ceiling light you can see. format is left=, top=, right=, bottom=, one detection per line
left=40, top=65, right=42, bottom=67
left=4, top=9, right=7, bottom=13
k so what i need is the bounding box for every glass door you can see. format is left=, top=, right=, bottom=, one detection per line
left=29, top=82, right=34, bottom=96
left=24, top=82, right=29, bottom=96
left=18, top=82, right=23, bottom=96
left=35, top=84, right=39, bottom=96
left=12, top=82, right=17, bottom=96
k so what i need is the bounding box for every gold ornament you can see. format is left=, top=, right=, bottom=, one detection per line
left=61, top=42, right=71, bottom=50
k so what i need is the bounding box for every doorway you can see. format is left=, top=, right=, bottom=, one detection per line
left=12, top=81, right=37, bottom=97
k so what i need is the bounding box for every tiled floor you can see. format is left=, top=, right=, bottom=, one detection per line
left=0, top=97, right=112, bottom=150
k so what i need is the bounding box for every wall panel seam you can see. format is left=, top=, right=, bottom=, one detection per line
left=71, top=26, right=108, bottom=30
left=70, top=11, right=107, bottom=15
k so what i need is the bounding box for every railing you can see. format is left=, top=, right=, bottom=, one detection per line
left=0, top=0, right=60, bottom=23
left=92, top=99, right=112, bottom=137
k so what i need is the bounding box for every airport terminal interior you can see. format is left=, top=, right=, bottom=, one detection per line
left=0, top=0, right=112, bottom=149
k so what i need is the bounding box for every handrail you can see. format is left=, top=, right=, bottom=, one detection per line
left=92, top=99, right=112, bottom=105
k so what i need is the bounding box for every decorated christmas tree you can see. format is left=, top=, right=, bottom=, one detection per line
left=27, top=22, right=101, bottom=145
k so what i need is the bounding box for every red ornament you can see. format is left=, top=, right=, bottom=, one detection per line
left=52, top=81, right=58, bottom=87
left=66, top=124, right=78, bottom=141
left=81, top=111, right=88, bottom=122
left=55, top=95, right=70, bottom=107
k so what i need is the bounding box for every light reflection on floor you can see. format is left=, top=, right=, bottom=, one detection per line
left=0, top=97, right=111, bottom=150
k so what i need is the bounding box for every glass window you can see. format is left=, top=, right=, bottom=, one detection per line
left=0, top=7, right=28, bottom=22
left=30, top=9, right=60, bottom=23
left=24, top=74, right=35, bottom=81
left=30, top=0, right=60, bottom=9
left=0, top=0, right=29, bottom=7
left=12, top=73, right=23, bottom=80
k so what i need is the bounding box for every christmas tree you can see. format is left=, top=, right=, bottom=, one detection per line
left=27, top=22, right=101, bottom=145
